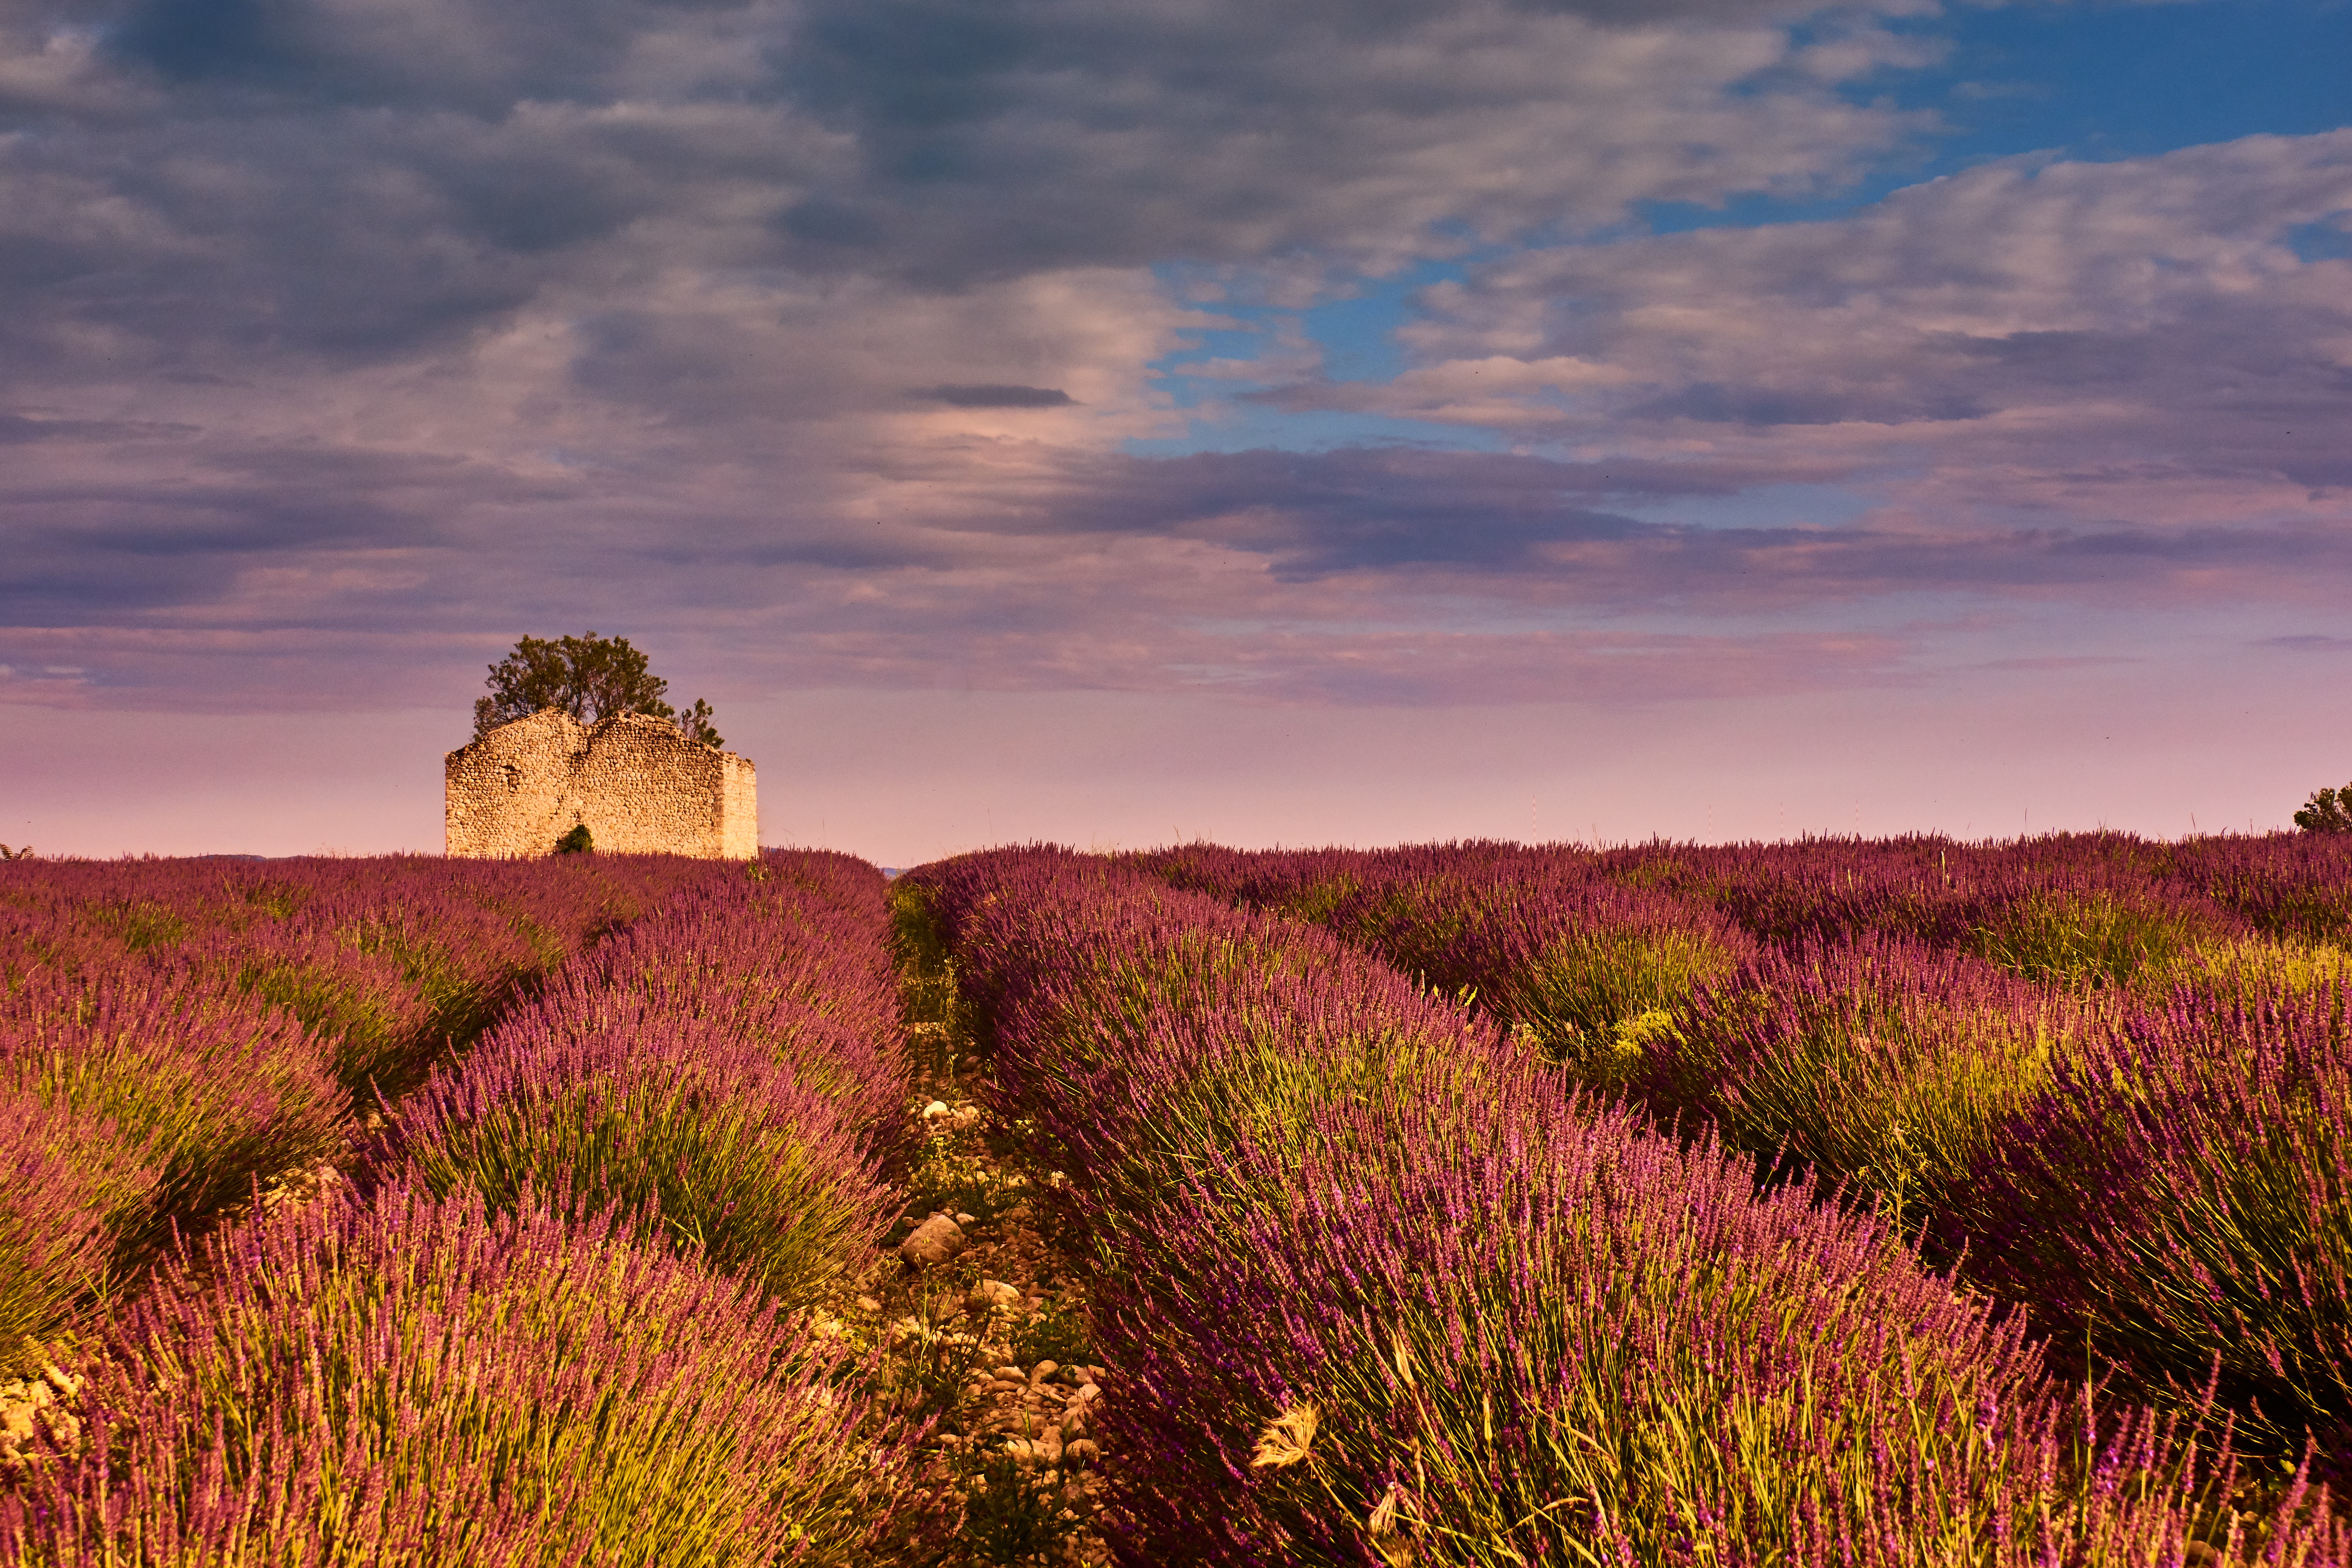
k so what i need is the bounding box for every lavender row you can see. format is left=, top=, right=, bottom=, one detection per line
left=1940, top=980, right=2352, bottom=1449
left=6, top=850, right=928, bottom=1563
left=1632, top=953, right=2352, bottom=1482
left=1590, top=832, right=2352, bottom=984
left=908, top=846, right=2335, bottom=1565
left=1630, top=932, right=2352, bottom=1453
left=4, top=1183, right=894, bottom=1565
left=0, top=855, right=716, bottom=1372
left=383, top=849, right=910, bottom=1311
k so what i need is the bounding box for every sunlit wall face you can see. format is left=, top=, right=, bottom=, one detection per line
left=3, top=0, right=2348, bottom=860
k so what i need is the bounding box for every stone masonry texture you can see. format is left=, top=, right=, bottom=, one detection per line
left=445, top=710, right=758, bottom=859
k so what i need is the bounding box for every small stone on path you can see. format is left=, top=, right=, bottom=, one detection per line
left=967, top=1279, right=1023, bottom=1313
left=899, top=1213, right=966, bottom=1266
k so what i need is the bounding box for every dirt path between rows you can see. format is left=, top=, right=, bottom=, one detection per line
left=857, top=908, right=1128, bottom=1568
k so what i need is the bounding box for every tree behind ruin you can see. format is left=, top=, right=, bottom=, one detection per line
left=473, top=632, right=722, bottom=748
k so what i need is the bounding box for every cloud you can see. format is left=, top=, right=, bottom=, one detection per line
left=986, top=444, right=2352, bottom=612
left=2254, top=634, right=2352, bottom=653
left=913, top=384, right=1076, bottom=408
left=1267, top=132, right=2352, bottom=523
left=771, top=0, right=1934, bottom=283
left=2, top=0, right=2347, bottom=718
left=0, top=0, right=1935, bottom=391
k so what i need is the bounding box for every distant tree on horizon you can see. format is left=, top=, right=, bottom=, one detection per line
left=2295, top=781, right=2352, bottom=834
left=472, top=632, right=723, bottom=748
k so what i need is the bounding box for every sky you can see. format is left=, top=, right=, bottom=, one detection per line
left=2, top=0, right=2348, bottom=863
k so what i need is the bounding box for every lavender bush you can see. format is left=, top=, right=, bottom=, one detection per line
left=1131, top=843, right=1753, bottom=1080
left=2169, top=833, right=2352, bottom=948
left=1950, top=976, right=2352, bottom=1445
left=1108, top=1091, right=2287, bottom=1566
left=1968, top=882, right=2241, bottom=992
left=1334, top=865, right=1754, bottom=1082
left=1133, top=833, right=2352, bottom=1482
left=390, top=999, right=893, bottom=1312
left=1632, top=935, right=2069, bottom=1238
left=0, top=1090, right=149, bottom=1374
left=584, top=860, right=907, bottom=1141
left=0, top=963, right=349, bottom=1282
left=2, top=1181, right=907, bottom=1566
left=0, top=854, right=730, bottom=1361
left=0, top=853, right=722, bottom=1105
left=381, top=853, right=906, bottom=1310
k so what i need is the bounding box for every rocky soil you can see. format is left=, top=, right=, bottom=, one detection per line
left=853, top=1008, right=1128, bottom=1568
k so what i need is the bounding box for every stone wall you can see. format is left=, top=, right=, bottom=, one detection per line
left=444, top=710, right=758, bottom=859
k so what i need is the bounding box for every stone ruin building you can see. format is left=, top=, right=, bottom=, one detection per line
left=445, top=709, right=757, bottom=858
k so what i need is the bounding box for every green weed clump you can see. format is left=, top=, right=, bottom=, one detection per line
left=1498, top=924, right=1748, bottom=1082
left=1972, top=888, right=2208, bottom=990
left=1009, top=1294, right=1095, bottom=1369
left=957, top=1449, right=1072, bottom=1565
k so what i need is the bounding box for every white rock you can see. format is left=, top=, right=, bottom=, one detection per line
left=898, top=1214, right=966, bottom=1267
left=1005, top=1436, right=1062, bottom=1468
left=966, top=1279, right=1023, bottom=1314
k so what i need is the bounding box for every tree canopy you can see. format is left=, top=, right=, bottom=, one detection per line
left=2296, top=782, right=2352, bottom=834
left=472, top=632, right=722, bottom=748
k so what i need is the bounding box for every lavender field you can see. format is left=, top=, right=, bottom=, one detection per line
left=4, top=832, right=2350, bottom=1564
left=1, top=850, right=923, bottom=1563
